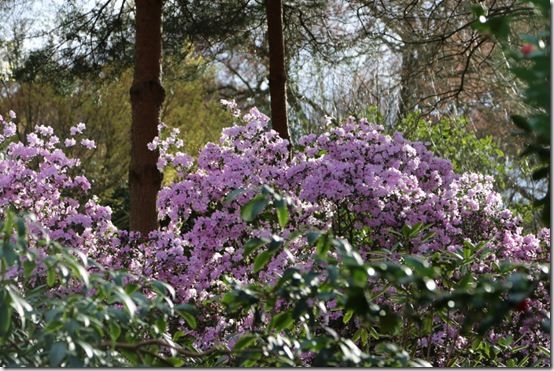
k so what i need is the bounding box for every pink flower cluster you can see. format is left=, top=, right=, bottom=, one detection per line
left=143, top=108, right=549, bottom=350
left=0, top=116, right=114, bottom=258
left=147, top=110, right=548, bottom=297
left=0, top=108, right=549, bottom=360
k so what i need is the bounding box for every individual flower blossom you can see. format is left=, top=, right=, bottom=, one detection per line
left=80, top=138, right=96, bottom=149
left=70, top=122, right=86, bottom=135
left=3, top=121, right=16, bottom=137
left=74, top=175, right=91, bottom=191
left=220, top=98, right=241, bottom=117
left=65, top=138, right=77, bottom=147
left=172, top=152, right=193, bottom=169
left=147, top=139, right=158, bottom=151
left=156, top=156, right=167, bottom=170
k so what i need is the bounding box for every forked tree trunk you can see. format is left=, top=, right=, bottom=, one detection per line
left=266, top=0, right=290, bottom=141
left=129, top=0, right=164, bottom=235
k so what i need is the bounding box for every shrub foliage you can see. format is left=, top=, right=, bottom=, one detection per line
left=0, top=105, right=550, bottom=366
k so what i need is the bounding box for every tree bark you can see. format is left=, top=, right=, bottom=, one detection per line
left=129, top=0, right=164, bottom=235
left=398, top=46, right=417, bottom=117
left=266, top=0, right=290, bottom=141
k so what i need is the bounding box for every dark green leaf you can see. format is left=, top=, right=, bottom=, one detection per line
left=379, top=311, right=401, bottom=335
left=240, top=194, right=269, bottom=222
left=343, top=309, right=354, bottom=324
left=23, top=260, right=36, bottom=281
left=224, top=188, right=246, bottom=203
left=109, top=322, right=121, bottom=342
left=253, top=249, right=275, bottom=273
left=15, top=217, right=26, bottom=238
left=49, top=342, right=67, bottom=367
left=114, top=287, right=137, bottom=317
left=275, top=199, right=289, bottom=229
left=243, top=237, right=270, bottom=257
left=47, top=266, right=56, bottom=287
left=151, top=280, right=176, bottom=300
left=271, top=311, right=294, bottom=331
left=177, top=309, right=197, bottom=329
left=156, top=317, right=167, bottom=333
left=233, top=334, right=258, bottom=350
left=306, top=231, right=322, bottom=245
left=0, top=292, right=12, bottom=336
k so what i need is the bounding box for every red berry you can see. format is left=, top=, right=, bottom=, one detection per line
left=521, top=44, right=534, bottom=56
left=515, top=298, right=531, bottom=312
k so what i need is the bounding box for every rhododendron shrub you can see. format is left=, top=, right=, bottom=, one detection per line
left=145, top=106, right=550, bottom=360
left=149, top=110, right=546, bottom=270
left=219, top=194, right=549, bottom=367
left=0, top=107, right=550, bottom=366
left=0, top=116, right=115, bottom=256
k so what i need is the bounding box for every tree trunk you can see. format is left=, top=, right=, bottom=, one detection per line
left=129, top=0, right=164, bottom=235
left=398, top=46, right=417, bottom=117
left=266, top=0, right=290, bottom=141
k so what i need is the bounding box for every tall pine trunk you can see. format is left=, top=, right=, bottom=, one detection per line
left=129, top=0, right=164, bottom=235
left=266, top=0, right=290, bottom=141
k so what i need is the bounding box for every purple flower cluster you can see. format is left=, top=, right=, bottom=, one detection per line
left=144, top=108, right=549, bottom=350
left=0, top=108, right=549, bottom=361
left=0, top=116, right=115, bottom=258
left=148, top=110, right=547, bottom=294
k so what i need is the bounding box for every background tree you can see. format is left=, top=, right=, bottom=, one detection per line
left=266, top=0, right=289, bottom=141
left=350, top=1, right=539, bottom=119
left=129, top=0, right=165, bottom=234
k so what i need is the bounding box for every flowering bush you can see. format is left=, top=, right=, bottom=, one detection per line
left=0, top=106, right=550, bottom=366
left=1, top=200, right=546, bottom=367
left=0, top=115, right=115, bottom=258
left=218, top=192, right=549, bottom=367
left=0, top=211, right=203, bottom=367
